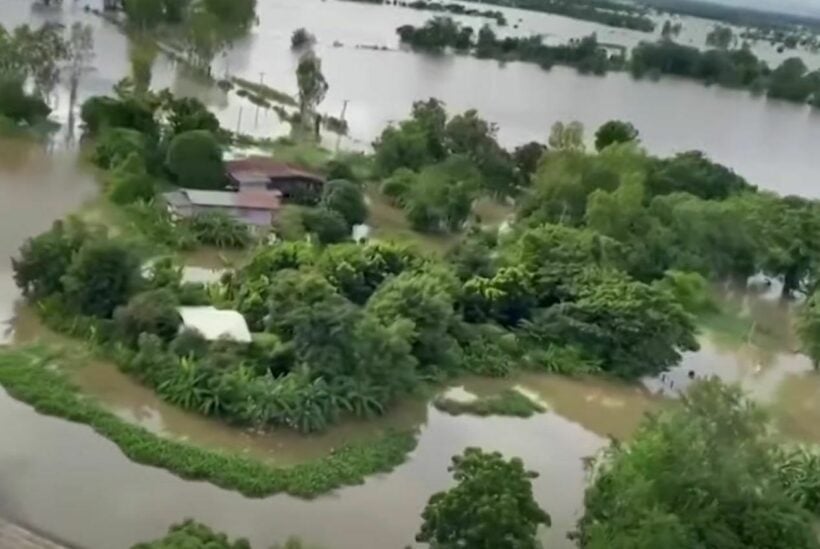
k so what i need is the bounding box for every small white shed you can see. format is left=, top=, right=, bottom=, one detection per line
left=177, top=306, right=252, bottom=343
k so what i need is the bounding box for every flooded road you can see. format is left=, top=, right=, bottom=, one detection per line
left=2, top=0, right=820, bottom=196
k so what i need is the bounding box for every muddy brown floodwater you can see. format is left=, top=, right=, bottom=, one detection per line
left=0, top=138, right=98, bottom=344
left=3, top=137, right=820, bottom=549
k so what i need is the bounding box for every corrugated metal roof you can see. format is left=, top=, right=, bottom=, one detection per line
left=183, top=190, right=238, bottom=208
left=177, top=306, right=252, bottom=343
left=178, top=189, right=281, bottom=211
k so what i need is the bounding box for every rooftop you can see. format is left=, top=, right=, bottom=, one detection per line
left=226, top=157, right=324, bottom=182
left=177, top=306, right=252, bottom=343
left=165, top=189, right=282, bottom=211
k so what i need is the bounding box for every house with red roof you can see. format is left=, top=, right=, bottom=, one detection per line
left=225, top=157, right=325, bottom=204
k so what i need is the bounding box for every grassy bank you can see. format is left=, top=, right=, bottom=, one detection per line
left=0, top=346, right=418, bottom=498
left=433, top=389, right=545, bottom=418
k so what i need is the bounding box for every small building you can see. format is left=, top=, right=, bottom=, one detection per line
left=177, top=306, right=252, bottom=343
left=163, top=189, right=281, bottom=227
left=226, top=157, right=325, bottom=203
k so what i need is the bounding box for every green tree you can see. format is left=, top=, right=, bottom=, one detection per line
left=12, top=220, right=89, bottom=300
left=114, top=288, right=181, bottom=347
left=202, top=0, right=257, bottom=29
left=163, top=96, right=220, bottom=136
left=108, top=152, right=155, bottom=204
left=65, top=23, right=94, bottom=140
left=132, top=519, right=251, bottom=549
left=63, top=239, right=142, bottom=318
left=548, top=120, right=584, bottom=151
left=529, top=268, right=698, bottom=378
left=798, top=290, right=820, bottom=368
left=368, top=270, right=461, bottom=372
left=768, top=57, right=814, bottom=103
left=594, top=120, right=639, bottom=151
left=513, top=141, right=547, bottom=180
left=416, top=448, right=550, bottom=549
left=296, top=50, right=328, bottom=135
left=321, top=180, right=368, bottom=226
left=291, top=28, right=314, bottom=50
left=705, top=25, right=734, bottom=49
left=93, top=127, right=147, bottom=169
left=302, top=207, right=350, bottom=244
left=123, top=0, right=165, bottom=29
left=577, top=380, right=820, bottom=549
left=166, top=129, right=225, bottom=189
left=0, top=77, right=50, bottom=124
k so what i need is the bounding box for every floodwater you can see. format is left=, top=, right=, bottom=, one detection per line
left=4, top=287, right=820, bottom=548
left=2, top=0, right=820, bottom=195
left=0, top=138, right=98, bottom=344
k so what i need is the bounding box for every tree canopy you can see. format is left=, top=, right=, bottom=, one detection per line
left=166, top=129, right=225, bottom=189
left=577, top=380, right=820, bottom=549
left=417, top=447, right=550, bottom=549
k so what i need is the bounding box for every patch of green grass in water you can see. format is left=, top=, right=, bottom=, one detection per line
left=0, top=346, right=418, bottom=498
left=433, top=389, right=545, bottom=418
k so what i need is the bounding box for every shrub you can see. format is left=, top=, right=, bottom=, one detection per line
left=132, top=519, right=251, bottom=549
left=94, top=128, right=147, bottom=169
left=321, top=179, right=368, bottom=226
left=187, top=212, right=252, bottom=248
left=108, top=153, right=156, bottom=204
left=302, top=207, right=350, bottom=244
left=166, top=130, right=225, bottom=189
left=0, top=78, right=51, bottom=124
left=291, top=28, right=315, bottom=50
left=63, top=239, right=143, bottom=318
left=114, top=288, right=181, bottom=347
left=80, top=95, right=157, bottom=135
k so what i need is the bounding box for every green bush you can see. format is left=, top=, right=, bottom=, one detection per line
left=166, top=130, right=225, bottom=189
left=114, top=288, right=181, bottom=347
left=63, top=239, right=143, bottom=318
left=108, top=153, right=156, bottom=204
left=433, top=389, right=545, bottom=418
left=302, top=207, right=350, bottom=244
left=187, top=212, right=252, bottom=248
left=321, top=179, right=368, bottom=226
left=94, top=128, right=147, bottom=169
left=0, top=78, right=50, bottom=124
left=132, top=519, right=250, bottom=549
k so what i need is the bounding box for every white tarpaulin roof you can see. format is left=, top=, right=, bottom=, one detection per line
left=177, top=306, right=252, bottom=343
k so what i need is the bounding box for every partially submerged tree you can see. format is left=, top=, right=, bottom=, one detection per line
left=594, top=120, right=639, bottom=151
left=296, top=49, right=328, bottom=138
left=65, top=23, right=94, bottom=140
left=417, top=447, right=550, bottom=549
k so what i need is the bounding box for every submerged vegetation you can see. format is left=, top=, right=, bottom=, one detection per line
left=433, top=389, right=546, bottom=417
left=0, top=346, right=418, bottom=498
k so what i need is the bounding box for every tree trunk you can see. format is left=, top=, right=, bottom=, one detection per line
left=782, top=265, right=800, bottom=299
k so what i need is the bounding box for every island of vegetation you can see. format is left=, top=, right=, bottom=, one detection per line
left=397, top=16, right=820, bottom=107
left=4, top=6, right=820, bottom=547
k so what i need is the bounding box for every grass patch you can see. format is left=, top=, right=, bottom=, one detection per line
left=232, top=77, right=297, bottom=107
left=0, top=346, right=418, bottom=498
left=433, top=389, right=545, bottom=418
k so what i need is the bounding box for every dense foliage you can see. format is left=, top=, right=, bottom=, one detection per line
left=416, top=448, right=550, bottom=549
left=398, top=19, right=616, bottom=75
left=798, top=291, right=820, bottom=368
left=166, top=129, right=226, bottom=189
left=577, top=380, right=820, bottom=549
left=132, top=520, right=250, bottom=549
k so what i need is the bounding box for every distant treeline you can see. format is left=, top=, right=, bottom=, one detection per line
left=398, top=17, right=820, bottom=107
left=344, top=0, right=507, bottom=25
left=467, top=0, right=655, bottom=32
left=398, top=18, right=618, bottom=74
left=344, top=0, right=655, bottom=32
left=640, top=0, right=820, bottom=32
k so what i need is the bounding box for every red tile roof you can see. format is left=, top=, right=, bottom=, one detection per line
left=226, top=157, right=324, bottom=182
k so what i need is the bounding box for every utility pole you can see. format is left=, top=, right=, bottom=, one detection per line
left=255, top=71, right=266, bottom=127
left=236, top=106, right=243, bottom=135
